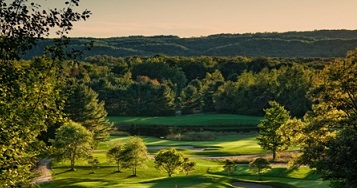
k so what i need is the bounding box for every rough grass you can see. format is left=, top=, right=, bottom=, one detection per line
left=107, top=113, right=263, bottom=127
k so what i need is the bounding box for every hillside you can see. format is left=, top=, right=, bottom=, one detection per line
left=25, top=29, right=357, bottom=58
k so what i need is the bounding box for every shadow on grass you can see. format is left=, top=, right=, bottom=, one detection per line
left=40, top=178, right=119, bottom=188
left=142, top=175, right=230, bottom=188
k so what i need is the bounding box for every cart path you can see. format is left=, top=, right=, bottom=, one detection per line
left=33, top=158, right=53, bottom=184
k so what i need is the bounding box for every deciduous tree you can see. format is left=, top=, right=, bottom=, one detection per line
left=249, top=158, right=271, bottom=181
left=181, top=157, right=196, bottom=176
left=223, top=160, right=237, bottom=175
left=0, top=0, right=90, bottom=186
left=120, top=137, right=148, bottom=176
left=51, top=121, right=93, bottom=171
left=299, top=49, right=357, bottom=187
left=257, top=101, right=290, bottom=161
left=154, top=148, right=185, bottom=177
left=107, top=141, right=124, bottom=172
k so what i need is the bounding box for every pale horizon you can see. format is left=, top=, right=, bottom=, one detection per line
left=46, top=0, right=357, bottom=38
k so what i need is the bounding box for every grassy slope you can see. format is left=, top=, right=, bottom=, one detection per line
left=40, top=134, right=329, bottom=188
left=106, top=134, right=264, bottom=156
left=107, top=114, right=263, bottom=127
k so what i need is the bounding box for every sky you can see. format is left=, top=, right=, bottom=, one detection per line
left=46, top=0, right=357, bottom=38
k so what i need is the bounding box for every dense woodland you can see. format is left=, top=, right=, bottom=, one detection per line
left=75, top=55, right=330, bottom=117
left=25, top=30, right=357, bottom=58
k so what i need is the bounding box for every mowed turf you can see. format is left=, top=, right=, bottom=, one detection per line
left=105, top=134, right=264, bottom=156
left=39, top=134, right=329, bottom=188
left=107, top=114, right=263, bottom=127
left=39, top=114, right=330, bottom=188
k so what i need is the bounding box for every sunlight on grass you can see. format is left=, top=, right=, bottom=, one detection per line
left=41, top=134, right=329, bottom=188
left=107, top=114, right=263, bottom=126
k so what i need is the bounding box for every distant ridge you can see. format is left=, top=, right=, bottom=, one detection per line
left=25, top=30, right=357, bottom=58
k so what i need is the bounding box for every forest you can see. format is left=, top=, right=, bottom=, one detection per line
left=77, top=55, right=328, bottom=118
left=25, top=29, right=357, bottom=58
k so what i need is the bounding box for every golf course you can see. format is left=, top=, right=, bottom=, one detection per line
left=38, top=114, right=329, bottom=188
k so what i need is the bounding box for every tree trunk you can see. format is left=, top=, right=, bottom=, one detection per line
left=272, top=150, right=276, bottom=161
left=70, top=149, right=76, bottom=171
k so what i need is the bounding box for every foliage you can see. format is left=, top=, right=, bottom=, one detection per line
left=125, top=76, right=176, bottom=116
left=0, top=58, right=63, bottom=187
left=154, top=148, right=185, bottom=177
left=257, top=101, right=290, bottom=161
left=0, top=0, right=90, bottom=186
left=182, top=157, right=196, bottom=176
left=120, top=136, right=149, bottom=176
left=87, top=156, right=100, bottom=174
left=25, top=30, right=357, bottom=58
left=51, top=121, right=93, bottom=171
left=106, top=141, right=124, bottom=172
left=179, top=79, right=202, bottom=114
left=166, top=131, right=216, bottom=141
left=249, top=157, right=272, bottom=180
left=63, top=81, right=112, bottom=145
left=214, top=64, right=313, bottom=117
left=0, top=0, right=91, bottom=61
left=299, top=49, right=357, bottom=187
left=223, top=160, right=237, bottom=175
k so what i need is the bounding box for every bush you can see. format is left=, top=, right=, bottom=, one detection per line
left=167, top=131, right=216, bottom=141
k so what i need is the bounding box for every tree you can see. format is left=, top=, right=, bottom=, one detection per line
left=120, top=137, right=148, bottom=176
left=276, top=64, right=313, bottom=117
left=87, top=156, right=100, bottom=174
left=223, top=160, right=237, bottom=175
left=298, top=50, right=357, bottom=187
left=63, top=82, right=112, bottom=145
left=257, top=101, right=290, bottom=161
left=0, top=58, right=64, bottom=186
left=201, top=70, right=225, bottom=112
left=107, top=141, right=124, bottom=172
left=179, top=80, right=202, bottom=114
left=124, top=76, right=176, bottom=116
left=0, top=0, right=90, bottom=186
left=181, top=157, right=196, bottom=176
left=154, top=148, right=185, bottom=177
left=51, top=121, right=93, bottom=171
left=249, top=158, right=271, bottom=181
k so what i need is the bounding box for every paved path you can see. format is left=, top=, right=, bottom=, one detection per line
left=33, top=158, right=53, bottom=184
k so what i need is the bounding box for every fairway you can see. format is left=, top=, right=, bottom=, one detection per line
left=40, top=134, right=330, bottom=188
left=107, top=114, right=263, bottom=126
left=105, top=133, right=264, bottom=156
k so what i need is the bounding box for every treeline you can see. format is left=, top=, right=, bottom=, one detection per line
left=24, top=30, right=357, bottom=58
left=72, top=55, right=333, bottom=117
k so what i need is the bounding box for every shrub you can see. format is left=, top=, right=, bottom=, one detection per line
left=167, top=131, right=216, bottom=141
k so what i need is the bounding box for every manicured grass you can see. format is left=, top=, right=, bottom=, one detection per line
left=107, top=114, right=263, bottom=127
left=107, top=134, right=265, bottom=156
left=40, top=134, right=329, bottom=188
left=40, top=158, right=328, bottom=188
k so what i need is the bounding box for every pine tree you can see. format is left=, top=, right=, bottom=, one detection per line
left=257, top=101, right=290, bottom=161
left=63, top=82, right=112, bottom=145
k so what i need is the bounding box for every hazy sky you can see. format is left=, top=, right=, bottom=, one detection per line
left=49, top=0, right=357, bottom=38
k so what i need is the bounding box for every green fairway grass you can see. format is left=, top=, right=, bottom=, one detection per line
left=106, top=133, right=264, bottom=156
left=40, top=134, right=329, bottom=188
left=40, top=158, right=328, bottom=188
left=107, top=114, right=263, bottom=127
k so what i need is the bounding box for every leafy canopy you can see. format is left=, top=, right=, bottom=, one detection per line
left=51, top=121, right=93, bottom=171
